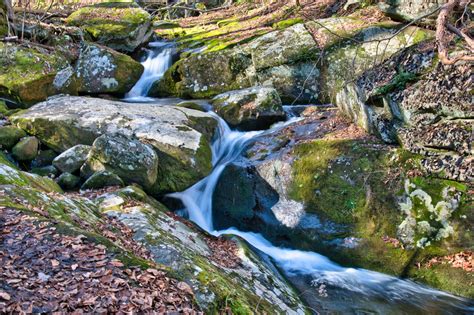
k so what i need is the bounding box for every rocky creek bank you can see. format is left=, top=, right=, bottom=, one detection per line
left=0, top=0, right=472, bottom=310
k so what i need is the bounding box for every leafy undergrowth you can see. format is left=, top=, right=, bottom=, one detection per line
left=0, top=207, right=198, bottom=313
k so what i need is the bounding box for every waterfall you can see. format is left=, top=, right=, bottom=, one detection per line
left=124, top=42, right=175, bottom=102
left=170, top=114, right=474, bottom=313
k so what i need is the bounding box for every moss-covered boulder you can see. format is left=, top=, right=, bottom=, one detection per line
left=151, top=49, right=253, bottom=99
left=56, top=172, right=81, bottom=190
left=11, top=96, right=217, bottom=195
left=12, top=136, right=39, bottom=161
left=0, top=126, right=26, bottom=150
left=81, top=170, right=124, bottom=190
left=0, top=43, right=76, bottom=107
left=212, top=87, right=286, bottom=130
left=75, top=42, right=143, bottom=94
left=66, top=3, right=152, bottom=52
left=0, top=162, right=62, bottom=193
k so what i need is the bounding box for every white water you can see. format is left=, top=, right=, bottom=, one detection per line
left=131, top=43, right=473, bottom=312
left=124, top=42, right=174, bottom=102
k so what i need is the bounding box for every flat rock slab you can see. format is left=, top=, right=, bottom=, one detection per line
left=12, top=96, right=218, bottom=194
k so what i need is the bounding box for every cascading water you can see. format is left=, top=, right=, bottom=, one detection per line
left=128, top=42, right=473, bottom=313
left=171, top=114, right=474, bottom=313
left=124, top=42, right=175, bottom=102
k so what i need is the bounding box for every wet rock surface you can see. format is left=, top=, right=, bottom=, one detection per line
left=212, top=86, right=286, bottom=130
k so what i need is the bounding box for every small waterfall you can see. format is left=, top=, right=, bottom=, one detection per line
left=125, top=42, right=175, bottom=102
left=170, top=114, right=474, bottom=313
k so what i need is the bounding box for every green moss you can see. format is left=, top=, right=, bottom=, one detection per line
left=0, top=43, right=69, bottom=106
left=272, top=18, right=303, bottom=30
left=193, top=257, right=275, bottom=314
left=410, top=263, right=474, bottom=298
left=289, top=139, right=391, bottom=224
left=0, top=151, right=16, bottom=169
left=374, top=71, right=417, bottom=96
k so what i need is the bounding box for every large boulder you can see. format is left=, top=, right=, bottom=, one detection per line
left=211, top=87, right=286, bottom=130
left=241, top=23, right=318, bottom=71
left=11, top=96, right=217, bottom=195
left=0, top=43, right=76, bottom=107
left=75, top=42, right=144, bottom=94
left=152, top=23, right=320, bottom=104
left=66, top=3, right=153, bottom=52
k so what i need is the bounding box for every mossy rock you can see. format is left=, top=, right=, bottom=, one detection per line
left=81, top=170, right=124, bottom=190
left=0, top=43, right=75, bottom=107
left=0, top=162, right=62, bottom=193
left=57, top=172, right=81, bottom=190
left=0, top=125, right=26, bottom=150
left=75, top=42, right=144, bottom=94
left=66, top=4, right=152, bottom=52
left=12, top=136, right=39, bottom=161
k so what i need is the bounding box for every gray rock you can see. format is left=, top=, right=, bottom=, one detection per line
left=84, top=134, right=158, bottom=188
left=242, top=23, right=318, bottom=70
left=12, top=96, right=217, bottom=195
left=57, top=172, right=81, bottom=190
left=12, top=136, right=39, bottom=161
left=30, top=165, right=60, bottom=178
left=75, top=42, right=144, bottom=94
left=53, top=144, right=91, bottom=173
left=379, top=0, right=445, bottom=22
left=212, top=87, right=286, bottom=130
left=81, top=170, right=124, bottom=190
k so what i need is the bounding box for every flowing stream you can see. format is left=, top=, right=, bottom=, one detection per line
left=128, top=42, right=474, bottom=314
left=124, top=42, right=175, bottom=102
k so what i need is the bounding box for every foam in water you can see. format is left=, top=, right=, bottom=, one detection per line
left=124, top=42, right=174, bottom=102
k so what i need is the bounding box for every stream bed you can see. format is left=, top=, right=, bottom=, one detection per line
left=124, top=41, right=474, bottom=314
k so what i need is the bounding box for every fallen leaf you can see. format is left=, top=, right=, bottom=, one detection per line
left=0, top=291, right=11, bottom=301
